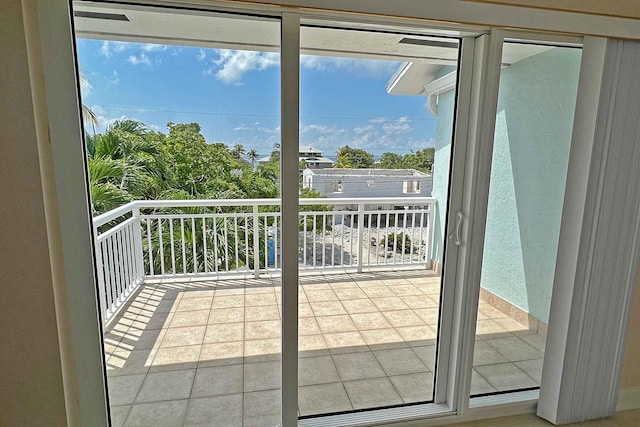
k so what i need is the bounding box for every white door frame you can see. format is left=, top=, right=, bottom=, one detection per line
left=34, top=1, right=638, bottom=426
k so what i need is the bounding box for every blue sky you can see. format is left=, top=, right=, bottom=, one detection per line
left=77, top=39, right=437, bottom=158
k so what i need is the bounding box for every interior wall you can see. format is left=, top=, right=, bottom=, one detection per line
left=0, top=0, right=638, bottom=425
left=0, top=0, right=68, bottom=424
left=464, top=0, right=640, bottom=19
left=621, top=269, right=640, bottom=388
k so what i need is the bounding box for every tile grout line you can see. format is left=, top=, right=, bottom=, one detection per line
left=183, top=286, right=217, bottom=426
left=105, top=272, right=544, bottom=422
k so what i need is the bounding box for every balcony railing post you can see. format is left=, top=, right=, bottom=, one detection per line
left=93, top=224, right=107, bottom=322
left=132, top=204, right=145, bottom=282
left=94, top=198, right=435, bottom=292
left=357, top=202, right=365, bottom=273
left=426, top=201, right=434, bottom=269
left=253, top=204, right=261, bottom=279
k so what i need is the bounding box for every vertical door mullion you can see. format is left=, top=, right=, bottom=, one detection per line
left=436, top=31, right=505, bottom=414
left=433, top=35, right=476, bottom=406
left=280, top=12, right=300, bottom=427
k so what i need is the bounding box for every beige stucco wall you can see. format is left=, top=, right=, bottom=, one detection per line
left=0, top=0, right=638, bottom=425
left=0, top=0, right=68, bottom=425
left=464, top=1, right=640, bottom=19
left=621, top=269, right=640, bottom=388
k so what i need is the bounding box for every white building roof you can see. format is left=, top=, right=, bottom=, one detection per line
left=304, top=168, right=430, bottom=178
left=299, top=146, right=323, bottom=154
left=302, top=156, right=333, bottom=163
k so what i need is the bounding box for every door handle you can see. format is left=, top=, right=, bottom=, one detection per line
left=448, top=211, right=464, bottom=245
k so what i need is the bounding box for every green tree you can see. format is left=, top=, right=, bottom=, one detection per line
left=377, top=152, right=404, bottom=169
left=256, top=148, right=281, bottom=189
left=299, top=187, right=332, bottom=232
left=87, top=157, right=131, bottom=214
left=79, top=70, right=99, bottom=133
left=231, top=143, right=245, bottom=160
left=157, top=123, right=278, bottom=200
left=86, top=119, right=161, bottom=214
left=247, top=148, right=259, bottom=166
left=402, top=148, right=435, bottom=173
left=334, top=145, right=374, bottom=168
left=374, top=148, right=435, bottom=174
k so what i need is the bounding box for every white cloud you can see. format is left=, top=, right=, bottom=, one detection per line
left=382, top=116, right=412, bottom=134
left=89, top=105, right=127, bottom=129
left=99, top=42, right=165, bottom=69
left=300, top=124, right=345, bottom=134
left=299, top=115, right=430, bottom=155
left=300, top=56, right=400, bottom=79
left=264, top=135, right=278, bottom=146
left=201, top=51, right=397, bottom=84
left=108, top=70, right=120, bottom=85
left=205, top=50, right=280, bottom=84
left=412, top=138, right=436, bottom=149
left=259, top=125, right=280, bottom=134
left=299, top=124, right=351, bottom=154
left=353, top=125, right=374, bottom=134
left=127, top=52, right=158, bottom=68
left=346, top=129, right=380, bottom=149
left=100, top=41, right=128, bottom=58
left=141, top=44, right=168, bottom=52
left=233, top=122, right=279, bottom=133
left=87, top=105, right=165, bottom=134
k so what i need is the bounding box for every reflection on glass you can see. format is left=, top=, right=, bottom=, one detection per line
left=471, top=42, right=581, bottom=396
left=75, top=5, right=282, bottom=425
left=297, top=23, right=459, bottom=416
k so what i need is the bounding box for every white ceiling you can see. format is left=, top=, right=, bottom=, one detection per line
left=72, top=2, right=558, bottom=96
left=73, top=2, right=460, bottom=63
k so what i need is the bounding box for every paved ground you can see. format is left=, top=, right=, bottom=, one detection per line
left=104, top=269, right=545, bottom=426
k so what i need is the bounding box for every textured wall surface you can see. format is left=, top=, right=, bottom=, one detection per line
left=621, top=267, right=640, bottom=388
left=480, top=46, right=581, bottom=322
left=466, top=0, right=640, bottom=19
left=430, top=91, right=455, bottom=266
left=0, top=0, right=68, bottom=424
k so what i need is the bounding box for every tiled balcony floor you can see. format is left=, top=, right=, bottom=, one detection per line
left=104, top=268, right=546, bottom=427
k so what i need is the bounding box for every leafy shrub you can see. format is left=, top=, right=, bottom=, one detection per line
left=381, top=232, right=412, bottom=254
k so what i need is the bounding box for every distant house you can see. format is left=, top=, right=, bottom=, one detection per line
left=302, top=168, right=432, bottom=210
left=258, top=145, right=334, bottom=169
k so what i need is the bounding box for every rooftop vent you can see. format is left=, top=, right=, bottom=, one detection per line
left=74, top=11, right=129, bottom=21
left=399, top=38, right=458, bottom=49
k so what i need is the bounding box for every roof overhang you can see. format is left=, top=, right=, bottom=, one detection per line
left=73, top=2, right=462, bottom=62
left=387, top=43, right=554, bottom=97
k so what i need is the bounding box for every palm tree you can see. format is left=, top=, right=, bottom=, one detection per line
left=79, top=70, right=99, bottom=133
left=247, top=148, right=259, bottom=167
left=87, top=157, right=131, bottom=214
left=231, top=143, right=245, bottom=160
left=86, top=119, right=161, bottom=214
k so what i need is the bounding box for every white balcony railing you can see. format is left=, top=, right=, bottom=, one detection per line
left=93, top=197, right=435, bottom=322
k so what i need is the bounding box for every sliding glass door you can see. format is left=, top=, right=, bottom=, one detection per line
left=296, top=21, right=460, bottom=417
left=75, top=5, right=283, bottom=426
left=73, top=3, right=587, bottom=425
left=470, top=40, right=581, bottom=396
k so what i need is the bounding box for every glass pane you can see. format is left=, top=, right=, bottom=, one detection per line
left=297, top=22, right=459, bottom=416
left=471, top=42, right=581, bottom=396
left=74, top=4, right=282, bottom=425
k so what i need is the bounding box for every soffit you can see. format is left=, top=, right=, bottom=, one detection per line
left=73, top=3, right=460, bottom=63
